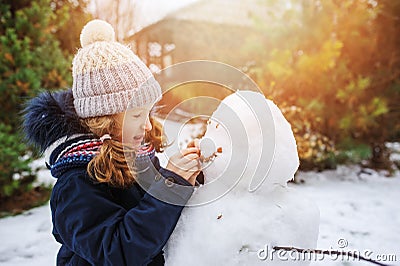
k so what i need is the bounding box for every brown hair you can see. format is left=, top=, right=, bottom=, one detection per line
left=82, top=115, right=166, bottom=188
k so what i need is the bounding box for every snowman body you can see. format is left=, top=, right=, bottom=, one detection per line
left=164, top=91, right=319, bottom=265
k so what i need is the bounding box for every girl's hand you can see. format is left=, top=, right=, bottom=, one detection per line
left=165, top=147, right=200, bottom=186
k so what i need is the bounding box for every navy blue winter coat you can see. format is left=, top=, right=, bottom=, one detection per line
left=22, top=89, right=198, bottom=265
left=51, top=155, right=194, bottom=266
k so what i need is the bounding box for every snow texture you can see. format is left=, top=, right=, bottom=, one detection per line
left=1, top=162, right=399, bottom=266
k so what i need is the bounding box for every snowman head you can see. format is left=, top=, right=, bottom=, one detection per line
left=199, top=91, right=299, bottom=193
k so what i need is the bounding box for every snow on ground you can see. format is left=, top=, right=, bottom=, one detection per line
left=0, top=203, right=59, bottom=265
left=1, top=165, right=398, bottom=266
left=295, top=166, right=400, bottom=266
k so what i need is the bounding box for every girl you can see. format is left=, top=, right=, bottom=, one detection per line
left=23, top=20, right=201, bottom=265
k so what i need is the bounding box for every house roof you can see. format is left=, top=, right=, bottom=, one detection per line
left=164, top=0, right=271, bottom=27
left=130, top=0, right=200, bottom=34
left=127, top=0, right=280, bottom=40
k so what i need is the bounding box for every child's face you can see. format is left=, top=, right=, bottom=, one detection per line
left=118, top=104, right=153, bottom=148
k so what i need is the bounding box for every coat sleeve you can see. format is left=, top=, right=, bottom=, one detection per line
left=52, top=161, right=194, bottom=266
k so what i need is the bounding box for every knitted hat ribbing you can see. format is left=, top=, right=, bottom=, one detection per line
left=72, top=20, right=162, bottom=118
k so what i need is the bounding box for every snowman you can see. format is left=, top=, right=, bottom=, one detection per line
left=164, top=90, right=320, bottom=265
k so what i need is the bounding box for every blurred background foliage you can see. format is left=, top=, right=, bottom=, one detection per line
left=0, top=0, right=91, bottom=210
left=244, top=0, right=400, bottom=172
left=0, top=0, right=399, bottom=211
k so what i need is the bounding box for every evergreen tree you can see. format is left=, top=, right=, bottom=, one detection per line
left=0, top=0, right=88, bottom=204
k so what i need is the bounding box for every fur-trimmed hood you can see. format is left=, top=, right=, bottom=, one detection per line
left=22, top=89, right=91, bottom=153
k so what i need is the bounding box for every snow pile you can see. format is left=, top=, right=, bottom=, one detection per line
left=165, top=91, right=320, bottom=265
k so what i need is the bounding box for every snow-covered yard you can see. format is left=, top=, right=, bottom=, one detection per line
left=296, top=166, right=400, bottom=266
left=0, top=164, right=398, bottom=266
left=1, top=117, right=399, bottom=265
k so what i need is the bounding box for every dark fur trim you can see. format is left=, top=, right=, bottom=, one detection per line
left=22, top=89, right=90, bottom=153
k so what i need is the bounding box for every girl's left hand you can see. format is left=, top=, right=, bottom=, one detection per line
left=187, top=138, right=200, bottom=153
left=165, top=147, right=200, bottom=186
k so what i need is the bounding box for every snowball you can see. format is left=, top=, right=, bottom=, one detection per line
left=199, top=137, right=216, bottom=159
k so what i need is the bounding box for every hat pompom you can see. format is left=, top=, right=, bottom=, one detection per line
left=80, top=19, right=115, bottom=48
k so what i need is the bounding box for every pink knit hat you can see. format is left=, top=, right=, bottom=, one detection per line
left=72, top=19, right=162, bottom=118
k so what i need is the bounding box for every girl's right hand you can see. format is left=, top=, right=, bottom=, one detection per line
left=165, top=147, right=200, bottom=186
